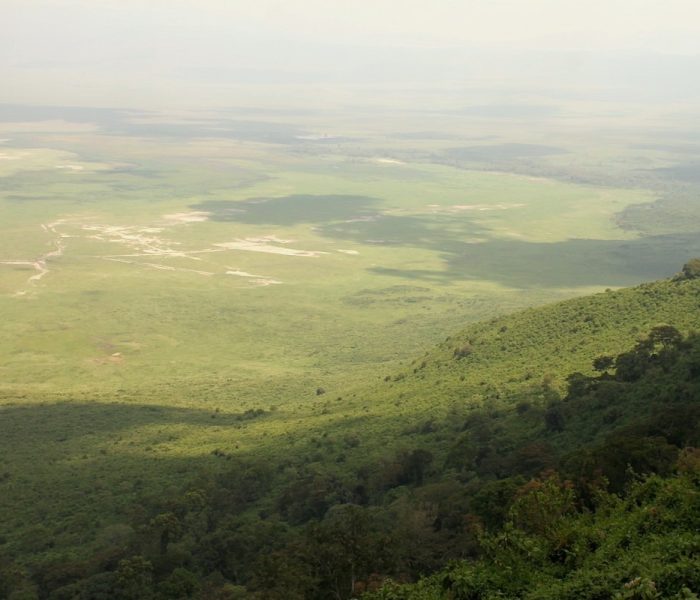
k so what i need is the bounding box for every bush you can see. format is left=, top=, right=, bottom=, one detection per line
left=680, top=259, right=700, bottom=280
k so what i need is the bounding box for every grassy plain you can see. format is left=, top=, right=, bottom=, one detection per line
left=0, top=129, right=665, bottom=397
left=1, top=102, right=700, bottom=562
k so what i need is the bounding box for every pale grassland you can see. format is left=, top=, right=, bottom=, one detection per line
left=0, top=140, right=656, bottom=399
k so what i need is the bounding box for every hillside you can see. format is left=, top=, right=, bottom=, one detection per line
left=364, top=328, right=700, bottom=599
left=1, top=271, right=699, bottom=599
left=300, top=271, right=700, bottom=460
left=366, top=460, right=700, bottom=599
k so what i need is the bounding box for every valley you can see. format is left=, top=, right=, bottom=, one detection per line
left=1, top=101, right=699, bottom=599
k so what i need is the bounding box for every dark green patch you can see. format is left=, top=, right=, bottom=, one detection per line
left=318, top=213, right=488, bottom=246
left=191, top=194, right=380, bottom=226
left=617, top=189, right=700, bottom=235
left=370, top=234, right=700, bottom=288
left=343, top=285, right=435, bottom=306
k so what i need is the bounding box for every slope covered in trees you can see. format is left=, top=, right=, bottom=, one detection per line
left=1, top=272, right=699, bottom=599
left=366, top=461, right=700, bottom=599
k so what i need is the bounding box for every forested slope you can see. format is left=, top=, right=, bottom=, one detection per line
left=2, top=269, right=700, bottom=599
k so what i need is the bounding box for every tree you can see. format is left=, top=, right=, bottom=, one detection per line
left=544, top=403, right=565, bottom=432
left=593, top=355, right=614, bottom=372
left=680, top=258, right=700, bottom=280
left=116, top=556, right=153, bottom=600
left=648, top=324, right=682, bottom=350
left=302, top=504, right=398, bottom=600
left=400, top=449, right=434, bottom=486
left=508, top=473, right=576, bottom=540
left=615, top=349, right=648, bottom=382
left=158, top=568, right=200, bottom=599
left=150, top=512, right=182, bottom=555
left=454, top=343, right=473, bottom=359
left=566, top=372, right=589, bottom=397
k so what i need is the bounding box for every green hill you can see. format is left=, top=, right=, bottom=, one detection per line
left=363, top=330, right=700, bottom=599
left=1, top=271, right=700, bottom=599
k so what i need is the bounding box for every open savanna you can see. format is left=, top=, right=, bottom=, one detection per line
left=1, top=108, right=699, bottom=563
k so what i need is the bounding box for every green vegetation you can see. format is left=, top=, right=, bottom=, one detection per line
left=1, top=281, right=699, bottom=598
left=366, top=465, right=700, bottom=600
left=1, top=106, right=700, bottom=599
left=1, top=140, right=659, bottom=396
left=681, top=259, right=700, bottom=280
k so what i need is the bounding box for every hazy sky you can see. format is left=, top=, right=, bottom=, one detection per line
left=2, top=0, right=700, bottom=108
